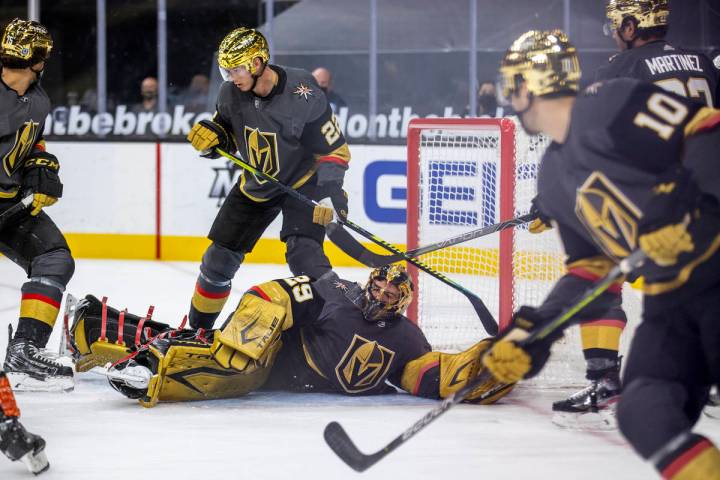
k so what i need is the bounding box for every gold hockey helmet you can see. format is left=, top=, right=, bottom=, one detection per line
left=605, top=0, right=669, bottom=35
left=217, top=27, right=269, bottom=76
left=499, top=30, right=580, bottom=101
left=364, top=264, right=414, bottom=320
left=0, top=18, right=52, bottom=67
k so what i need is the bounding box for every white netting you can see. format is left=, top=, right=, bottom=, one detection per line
left=408, top=117, right=641, bottom=388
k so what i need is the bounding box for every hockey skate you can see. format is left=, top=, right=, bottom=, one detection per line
left=4, top=332, right=74, bottom=393
left=551, top=366, right=621, bottom=431
left=0, top=418, right=49, bottom=475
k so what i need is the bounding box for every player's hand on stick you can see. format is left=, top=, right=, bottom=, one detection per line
left=638, top=167, right=700, bottom=267
left=314, top=182, right=348, bottom=227
left=187, top=120, right=234, bottom=159
left=528, top=197, right=552, bottom=234
left=482, top=306, right=561, bottom=384
left=21, top=152, right=62, bottom=216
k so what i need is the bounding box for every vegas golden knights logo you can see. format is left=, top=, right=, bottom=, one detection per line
left=575, top=171, right=642, bottom=259
left=3, top=121, right=40, bottom=177
left=244, top=127, right=280, bottom=184
left=335, top=334, right=395, bottom=394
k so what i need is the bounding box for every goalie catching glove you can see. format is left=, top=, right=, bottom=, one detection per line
left=187, top=119, right=236, bottom=159
left=401, top=338, right=515, bottom=404
left=22, top=151, right=62, bottom=216
left=482, top=306, right=563, bottom=384
left=638, top=167, right=701, bottom=267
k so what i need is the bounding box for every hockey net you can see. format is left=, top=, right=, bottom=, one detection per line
left=406, top=117, right=641, bottom=388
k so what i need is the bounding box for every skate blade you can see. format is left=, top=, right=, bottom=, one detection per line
left=6, top=372, right=74, bottom=393
left=20, top=449, right=49, bottom=475
left=552, top=409, right=617, bottom=431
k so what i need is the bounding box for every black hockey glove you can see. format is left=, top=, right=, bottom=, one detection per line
left=482, top=306, right=563, bottom=384
left=187, top=120, right=235, bottom=159
left=528, top=196, right=552, bottom=234
left=313, top=163, right=349, bottom=226
left=638, top=167, right=701, bottom=266
left=22, top=151, right=63, bottom=216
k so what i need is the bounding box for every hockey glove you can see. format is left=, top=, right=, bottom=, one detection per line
left=482, top=306, right=562, bottom=384
left=313, top=163, right=349, bottom=226
left=22, top=152, right=62, bottom=216
left=187, top=120, right=235, bottom=159
left=638, top=167, right=700, bottom=267
left=528, top=197, right=552, bottom=234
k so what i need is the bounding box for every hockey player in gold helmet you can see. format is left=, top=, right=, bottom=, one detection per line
left=486, top=28, right=720, bottom=478
left=604, top=0, right=669, bottom=51
left=596, top=0, right=717, bottom=107
left=0, top=18, right=74, bottom=393
left=185, top=26, right=352, bottom=332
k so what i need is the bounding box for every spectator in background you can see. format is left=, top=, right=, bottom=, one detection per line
left=312, top=67, right=346, bottom=113
left=476, top=80, right=506, bottom=117
left=178, top=73, right=210, bottom=113
left=131, top=76, right=158, bottom=113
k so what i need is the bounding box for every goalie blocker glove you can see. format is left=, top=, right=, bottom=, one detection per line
left=482, top=306, right=563, bottom=384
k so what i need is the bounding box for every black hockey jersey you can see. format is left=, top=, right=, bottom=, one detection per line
left=252, top=272, right=432, bottom=395
left=0, top=73, right=50, bottom=195
left=595, top=40, right=719, bottom=107
left=534, top=78, right=720, bottom=311
left=213, top=65, right=351, bottom=202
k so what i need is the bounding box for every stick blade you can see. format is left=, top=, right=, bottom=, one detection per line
left=327, top=222, right=400, bottom=267
left=324, top=421, right=379, bottom=472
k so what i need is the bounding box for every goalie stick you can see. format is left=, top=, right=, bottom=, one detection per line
left=326, top=212, right=536, bottom=268
left=324, top=249, right=646, bottom=472
left=0, top=194, right=33, bottom=231
left=215, top=147, right=498, bottom=336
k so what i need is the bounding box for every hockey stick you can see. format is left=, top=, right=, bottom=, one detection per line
left=0, top=194, right=33, bottom=231
left=215, top=148, right=498, bottom=335
left=326, top=212, right=536, bottom=268
left=324, top=249, right=646, bottom=472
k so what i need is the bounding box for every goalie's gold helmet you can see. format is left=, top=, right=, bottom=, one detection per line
left=363, top=264, right=414, bottom=321
left=499, top=30, right=580, bottom=100
left=217, top=27, right=269, bottom=75
left=605, top=0, right=669, bottom=33
left=0, top=18, right=52, bottom=68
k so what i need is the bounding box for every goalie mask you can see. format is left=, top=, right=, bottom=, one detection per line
left=217, top=27, right=269, bottom=81
left=361, top=264, right=413, bottom=322
left=604, top=0, right=669, bottom=37
left=498, top=30, right=580, bottom=104
left=0, top=18, right=53, bottom=70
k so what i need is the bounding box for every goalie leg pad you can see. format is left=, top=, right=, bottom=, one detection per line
left=137, top=338, right=282, bottom=407
left=69, top=295, right=169, bottom=372
left=213, top=293, right=289, bottom=363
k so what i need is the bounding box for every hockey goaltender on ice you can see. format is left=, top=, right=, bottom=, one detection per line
left=63, top=266, right=514, bottom=407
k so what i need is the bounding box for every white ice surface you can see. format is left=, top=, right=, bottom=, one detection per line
left=1, top=258, right=718, bottom=479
